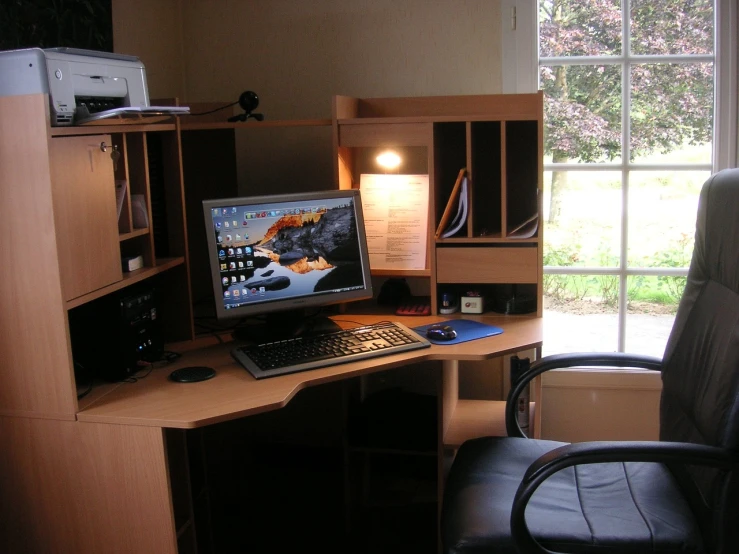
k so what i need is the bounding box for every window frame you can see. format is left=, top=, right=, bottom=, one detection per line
left=503, top=0, right=737, bottom=354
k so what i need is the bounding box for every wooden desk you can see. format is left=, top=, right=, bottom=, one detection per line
left=1, top=314, right=541, bottom=554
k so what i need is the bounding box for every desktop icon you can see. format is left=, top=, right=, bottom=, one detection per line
left=231, top=276, right=237, bottom=284
left=224, top=290, right=230, bottom=298
left=222, top=277, right=229, bottom=286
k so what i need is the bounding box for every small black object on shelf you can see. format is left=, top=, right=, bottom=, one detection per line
left=227, top=90, right=264, bottom=122
left=169, top=366, right=216, bottom=383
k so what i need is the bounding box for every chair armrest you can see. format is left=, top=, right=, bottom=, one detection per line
left=506, top=352, right=663, bottom=437
left=510, top=441, right=738, bottom=554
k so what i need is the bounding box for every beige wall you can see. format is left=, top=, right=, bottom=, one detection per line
left=540, top=370, right=662, bottom=442
left=112, top=0, right=502, bottom=194
left=112, top=0, right=186, bottom=102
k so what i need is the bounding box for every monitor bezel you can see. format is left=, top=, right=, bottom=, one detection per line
left=202, top=188, right=373, bottom=322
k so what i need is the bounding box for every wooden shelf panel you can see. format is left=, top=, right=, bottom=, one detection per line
left=120, top=227, right=150, bottom=241
left=180, top=118, right=331, bottom=131
left=370, top=268, right=431, bottom=278
left=65, top=257, right=185, bottom=309
left=443, top=399, right=536, bottom=448
left=436, top=237, right=540, bottom=245
left=50, top=122, right=177, bottom=136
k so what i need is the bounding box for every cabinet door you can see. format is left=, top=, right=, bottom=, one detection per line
left=50, top=135, right=122, bottom=301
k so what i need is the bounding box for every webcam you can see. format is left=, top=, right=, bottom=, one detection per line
left=228, top=91, right=264, bottom=122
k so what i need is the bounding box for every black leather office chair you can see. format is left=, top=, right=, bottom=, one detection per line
left=441, top=169, right=739, bottom=554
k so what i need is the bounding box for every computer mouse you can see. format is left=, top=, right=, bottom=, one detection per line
left=426, top=324, right=457, bottom=341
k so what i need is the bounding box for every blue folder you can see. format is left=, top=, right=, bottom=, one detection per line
left=413, top=319, right=503, bottom=345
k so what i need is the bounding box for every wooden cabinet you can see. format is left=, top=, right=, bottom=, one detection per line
left=332, top=93, right=545, bottom=453
left=332, top=92, right=543, bottom=317
left=50, top=134, right=123, bottom=301
left=0, top=93, right=196, bottom=553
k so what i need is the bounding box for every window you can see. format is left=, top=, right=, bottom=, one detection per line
left=531, top=0, right=732, bottom=357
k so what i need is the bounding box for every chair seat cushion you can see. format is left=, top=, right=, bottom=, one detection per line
left=442, top=436, right=705, bottom=554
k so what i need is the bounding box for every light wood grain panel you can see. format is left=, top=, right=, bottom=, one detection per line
left=0, top=94, right=77, bottom=418
left=338, top=122, right=432, bottom=147
left=436, top=247, right=539, bottom=284
left=0, top=416, right=178, bottom=554
left=50, top=134, right=123, bottom=300
left=443, top=399, right=537, bottom=448
left=356, top=93, right=542, bottom=120
left=78, top=315, right=543, bottom=428
left=441, top=360, right=459, bottom=438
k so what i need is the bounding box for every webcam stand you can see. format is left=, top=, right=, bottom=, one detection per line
left=227, top=90, right=264, bottom=122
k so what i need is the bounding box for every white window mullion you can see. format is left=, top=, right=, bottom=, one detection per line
left=618, top=0, right=632, bottom=352
left=714, top=0, right=738, bottom=169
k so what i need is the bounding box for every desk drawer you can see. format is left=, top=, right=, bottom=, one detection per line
left=436, top=247, right=538, bottom=284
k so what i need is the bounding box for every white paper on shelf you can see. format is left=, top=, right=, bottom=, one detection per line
left=115, top=179, right=127, bottom=221
left=441, top=177, right=468, bottom=238
left=75, top=106, right=191, bottom=125
left=359, top=174, right=429, bottom=270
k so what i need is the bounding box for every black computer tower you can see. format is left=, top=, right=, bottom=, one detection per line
left=69, top=287, right=163, bottom=382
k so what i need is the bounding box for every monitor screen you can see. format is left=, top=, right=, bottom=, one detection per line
left=202, top=189, right=373, bottom=335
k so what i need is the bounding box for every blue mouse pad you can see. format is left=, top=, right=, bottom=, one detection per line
left=412, top=319, right=503, bottom=345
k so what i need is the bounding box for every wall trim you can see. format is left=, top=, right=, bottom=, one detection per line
left=542, top=369, right=663, bottom=391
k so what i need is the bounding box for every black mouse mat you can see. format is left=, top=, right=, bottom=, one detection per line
left=412, top=319, right=503, bottom=345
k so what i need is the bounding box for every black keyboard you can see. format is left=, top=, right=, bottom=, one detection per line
left=232, top=321, right=431, bottom=379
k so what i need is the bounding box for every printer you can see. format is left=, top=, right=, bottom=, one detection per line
left=0, top=47, right=150, bottom=126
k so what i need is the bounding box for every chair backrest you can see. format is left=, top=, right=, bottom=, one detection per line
left=660, top=168, right=739, bottom=550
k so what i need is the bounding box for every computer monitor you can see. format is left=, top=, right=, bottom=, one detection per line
left=202, top=189, right=373, bottom=341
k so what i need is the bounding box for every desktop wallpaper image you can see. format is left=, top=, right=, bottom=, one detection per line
left=211, top=197, right=365, bottom=310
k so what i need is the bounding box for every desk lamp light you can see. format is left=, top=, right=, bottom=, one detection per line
left=376, top=150, right=401, bottom=171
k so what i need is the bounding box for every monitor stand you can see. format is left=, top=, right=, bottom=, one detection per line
left=231, top=309, right=342, bottom=344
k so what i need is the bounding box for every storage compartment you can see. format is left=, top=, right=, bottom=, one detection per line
left=435, top=283, right=538, bottom=316
left=436, top=245, right=539, bottom=284
left=433, top=122, right=467, bottom=228
left=506, top=120, right=540, bottom=237
left=470, top=121, right=503, bottom=237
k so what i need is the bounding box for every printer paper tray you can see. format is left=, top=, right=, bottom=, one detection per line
left=76, top=106, right=190, bottom=126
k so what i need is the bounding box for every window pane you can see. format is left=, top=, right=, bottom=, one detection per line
left=627, top=170, right=705, bottom=267
left=630, top=63, right=713, bottom=164
left=539, top=0, right=622, bottom=57
left=630, top=0, right=713, bottom=55
left=541, top=65, right=622, bottom=164
left=544, top=171, right=622, bottom=267
left=625, top=276, right=677, bottom=357
left=544, top=288, right=620, bottom=355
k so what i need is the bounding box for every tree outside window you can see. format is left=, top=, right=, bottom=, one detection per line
left=539, top=0, right=714, bottom=356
